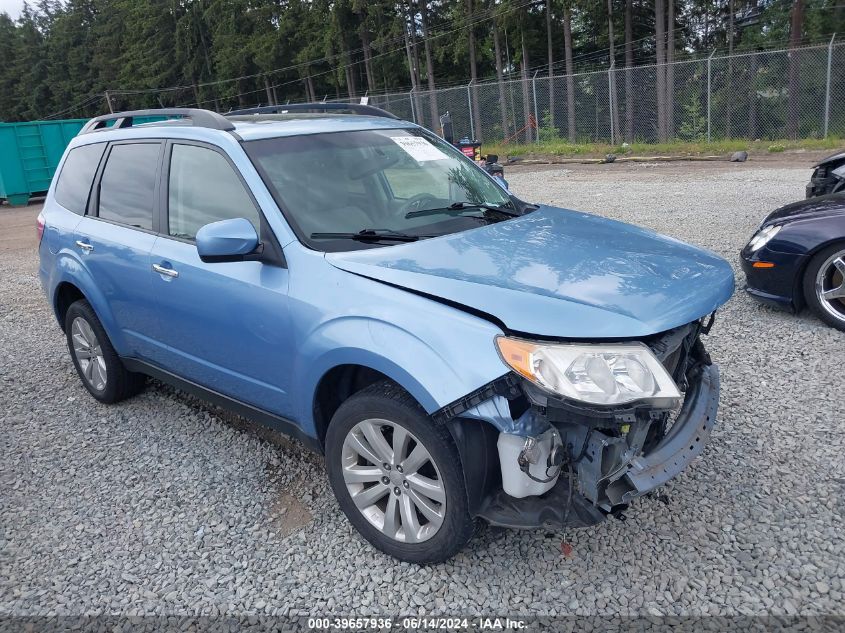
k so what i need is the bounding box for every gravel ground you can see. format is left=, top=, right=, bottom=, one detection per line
left=1, top=163, right=844, bottom=618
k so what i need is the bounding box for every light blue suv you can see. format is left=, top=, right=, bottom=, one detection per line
left=38, top=105, right=734, bottom=563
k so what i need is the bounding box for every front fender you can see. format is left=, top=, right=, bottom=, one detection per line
left=285, top=245, right=512, bottom=433
left=296, top=316, right=465, bottom=408
left=294, top=315, right=507, bottom=434
left=49, top=249, right=127, bottom=353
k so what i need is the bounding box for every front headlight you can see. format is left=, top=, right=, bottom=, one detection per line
left=747, top=224, right=781, bottom=252
left=496, top=337, right=681, bottom=407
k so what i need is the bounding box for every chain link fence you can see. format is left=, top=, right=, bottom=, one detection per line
left=357, top=41, right=844, bottom=145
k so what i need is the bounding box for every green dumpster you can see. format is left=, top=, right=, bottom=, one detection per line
left=0, top=115, right=190, bottom=206
left=0, top=119, right=88, bottom=206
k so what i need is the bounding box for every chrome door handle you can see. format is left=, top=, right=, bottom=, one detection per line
left=152, top=263, right=179, bottom=278
left=75, top=240, right=93, bottom=252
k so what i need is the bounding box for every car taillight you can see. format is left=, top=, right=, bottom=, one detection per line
left=36, top=211, right=46, bottom=245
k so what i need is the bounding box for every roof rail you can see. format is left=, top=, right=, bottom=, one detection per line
left=79, top=108, right=236, bottom=134
left=228, top=102, right=400, bottom=120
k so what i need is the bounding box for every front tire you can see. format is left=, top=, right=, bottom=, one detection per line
left=65, top=299, right=146, bottom=403
left=803, top=243, right=845, bottom=332
left=325, top=381, right=475, bottom=563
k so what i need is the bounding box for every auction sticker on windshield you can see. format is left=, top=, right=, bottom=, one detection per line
left=391, top=135, right=448, bottom=162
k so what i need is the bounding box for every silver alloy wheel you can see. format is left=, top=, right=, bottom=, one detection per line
left=71, top=317, right=107, bottom=391
left=340, top=419, right=446, bottom=543
left=815, top=250, right=845, bottom=324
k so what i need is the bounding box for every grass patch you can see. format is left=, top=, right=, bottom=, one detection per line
left=482, top=137, right=843, bottom=159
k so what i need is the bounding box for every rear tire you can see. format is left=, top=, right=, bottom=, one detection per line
left=803, top=243, right=845, bottom=332
left=325, top=381, right=475, bottom=563
left=65, top=299, right=146, bottom=403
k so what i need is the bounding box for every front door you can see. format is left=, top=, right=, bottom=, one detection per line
left=146, top=141, right=294, bottom=419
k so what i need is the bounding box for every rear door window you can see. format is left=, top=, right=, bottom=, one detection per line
left=97, top=143, right=160, bottom=230
left=167, top=143, right=260, bottom=240
left=54, top=143, right=106, bottom=215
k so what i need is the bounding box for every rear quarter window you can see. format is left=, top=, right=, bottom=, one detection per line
left=53, top=143, right=106, bottom=215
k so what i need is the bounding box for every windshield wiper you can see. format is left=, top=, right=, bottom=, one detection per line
left=405, top=201, right=519, bottom=219
left=310, top=229, right=432, bottom=242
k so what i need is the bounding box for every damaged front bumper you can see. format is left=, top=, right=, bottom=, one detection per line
left=617, top=363, right=718, bottom=503
left=566, top=360, right=719, bottom=513
left=444, top=324, right=721, bottom=530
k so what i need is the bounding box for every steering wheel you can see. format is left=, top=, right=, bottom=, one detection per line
left=399, top=193, right=439, bottom=216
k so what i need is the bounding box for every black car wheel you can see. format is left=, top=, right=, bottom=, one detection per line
left=325, top=381, right=475, bottom=563
left=65, top=300, right=146, bottom=403
left=803, top=243, right=845, bottom=331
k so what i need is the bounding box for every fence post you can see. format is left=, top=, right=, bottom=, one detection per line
left=532, top=71, right=540, bottom=144
left=466, top=81, right=475, bottom=141
left=608, top=62, right=615, bottom=145
left=409, top=89, right=417, bottom=124
left=706, top=50, right=715, bottom=143
left=825, top=34, right=836, bottom=138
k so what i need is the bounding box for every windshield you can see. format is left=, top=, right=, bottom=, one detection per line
left=244, top=127, right=515, bottom=251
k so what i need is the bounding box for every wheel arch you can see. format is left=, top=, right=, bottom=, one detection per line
left=444, top=415, right=502, bottom=517
left=50, top=255, right=126, bottom=352
left=794, top=237, right=845, bottom=310
left=313, top=364, right=394, bottom=449
left=310, top=361, right=437, bottom=450
left=53, top=281, right=86, bottom=331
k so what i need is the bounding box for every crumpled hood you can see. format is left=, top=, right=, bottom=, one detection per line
left=815, top=150, right=845, bottom=167
left=326, top=206, right=735, bottom=338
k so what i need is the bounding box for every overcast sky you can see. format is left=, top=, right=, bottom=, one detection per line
left=0, top=0, right=24, bottom=19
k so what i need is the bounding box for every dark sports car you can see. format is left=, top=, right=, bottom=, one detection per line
left=741, top=193, right=845, bottom=331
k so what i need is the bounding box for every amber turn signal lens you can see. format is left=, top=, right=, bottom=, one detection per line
left=495, top=337, right=539, bottom=380
left=752, top=261, right=775, bottom=268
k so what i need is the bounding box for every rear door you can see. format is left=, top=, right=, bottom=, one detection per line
left=72, top=141, right=163, bottom=358
left=146, top=140, right=294, bottom=418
